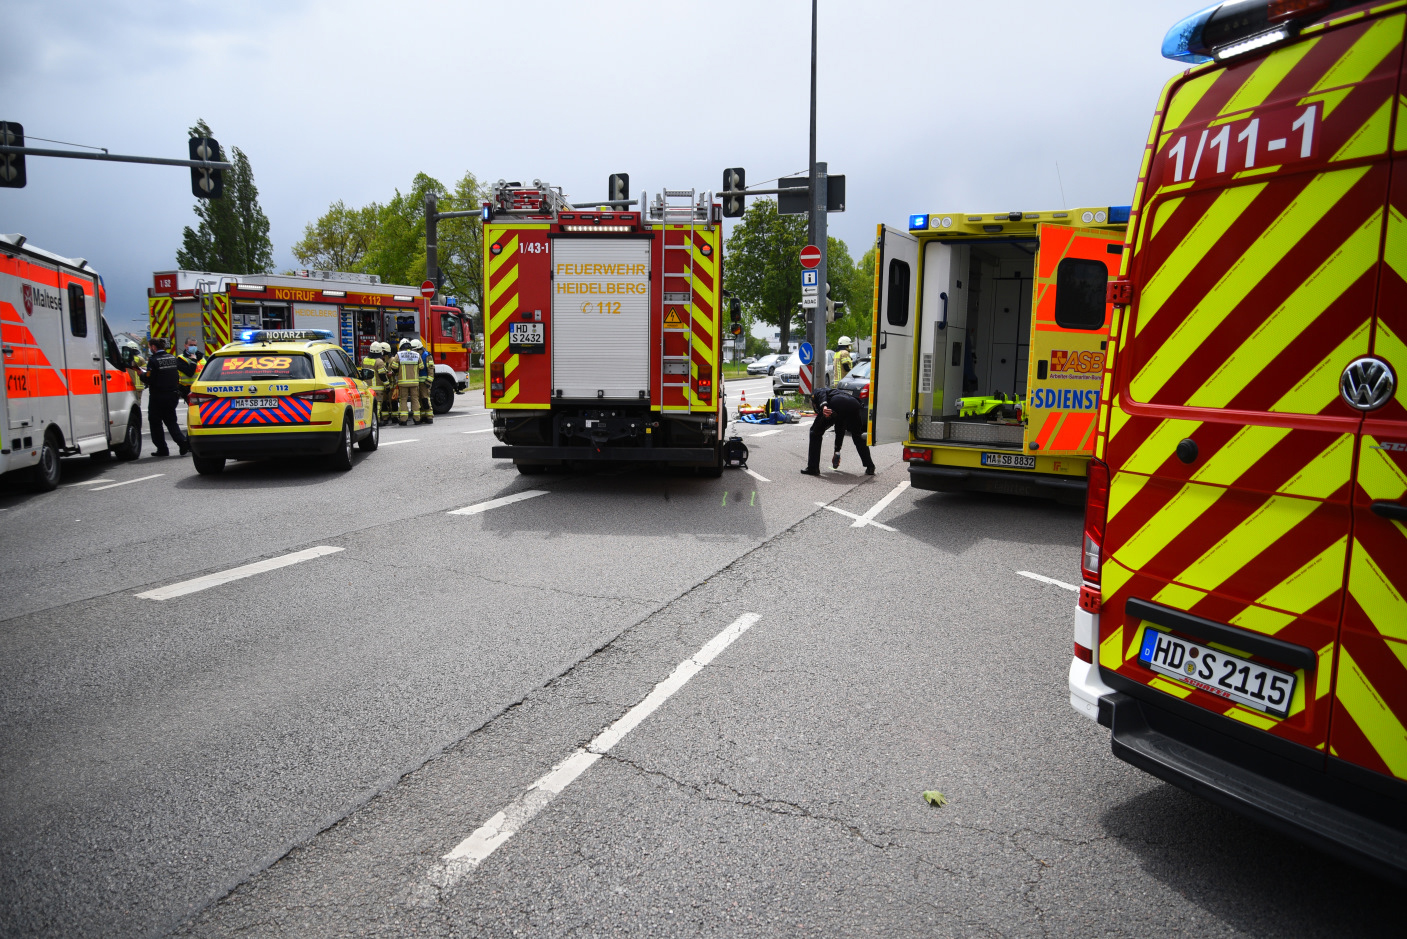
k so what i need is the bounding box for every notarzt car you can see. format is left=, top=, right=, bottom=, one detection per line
left=186, top=329, right=378, bottom=475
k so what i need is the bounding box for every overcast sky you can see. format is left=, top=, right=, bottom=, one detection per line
left=5, top=0, right=1196, bottom=334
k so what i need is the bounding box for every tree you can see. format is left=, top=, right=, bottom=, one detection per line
left=291, top=200, right=378, bottom=272
left=176, top=119, right=274, bottom=274
left=723, top=199, right=808, bottom=352
left=827, top=242, right=875, bottom=350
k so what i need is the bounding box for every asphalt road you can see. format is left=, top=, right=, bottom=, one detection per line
left=0, top=377, right=1397, bottom=938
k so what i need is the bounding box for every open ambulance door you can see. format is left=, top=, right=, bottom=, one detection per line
left=869, top=225, right=919, bottom=445
left=1026, top=224, right=1122, bottom=456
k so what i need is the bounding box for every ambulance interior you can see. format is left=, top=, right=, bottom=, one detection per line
left=913, top=240, right=1033, bottom=447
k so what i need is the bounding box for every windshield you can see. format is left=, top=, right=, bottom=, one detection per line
left=200, top=353, right=315, bottom=381
left=848, top=360, right=871, bottom=380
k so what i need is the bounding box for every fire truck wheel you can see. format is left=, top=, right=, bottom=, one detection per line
left=432, top=378, right=455, bottom=414
left=193, top=456, right=225, bottom=476
left=30, top=431, right=62, bottom=492
left=113, top=413, right=142, bottom=461
left=328, top=414, right=355, bottom=471
left=358, top=407, right=380, bottom=452
left=516, top=462, right=545, bottom=475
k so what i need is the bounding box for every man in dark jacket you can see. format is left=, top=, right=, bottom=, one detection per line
left=801, top=386, right=874, bottom=476
left=140, top=339, right=188, bottom=457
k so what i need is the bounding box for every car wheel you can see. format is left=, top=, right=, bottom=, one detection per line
left=193, top=456, right=225, bottom=475
left=358, top=406, right=379, bottom=451
left=328, top=412, right=354, bottom=471
left=30, top=430, right=62, bottom=492
left=112, top=409, right=142, bottom=460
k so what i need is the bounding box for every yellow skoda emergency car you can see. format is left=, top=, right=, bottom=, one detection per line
left=186, top=329, right=378, bottom=475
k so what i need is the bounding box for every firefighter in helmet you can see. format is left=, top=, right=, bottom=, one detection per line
left=412, top=338, right=434, bottom=425
left=379, top=341, right=398, bottom=424
left=834, top=336, right=854, bottom=382
left=361, top=341, right=387, bottom=424
left=395, top=338, right=422, bottom=425
left=176, top=337, right=202, bottom=401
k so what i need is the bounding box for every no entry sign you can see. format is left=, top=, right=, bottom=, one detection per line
left=420, top=280, right=436, bottom=298
left=799, top=245, right=821, bottom=269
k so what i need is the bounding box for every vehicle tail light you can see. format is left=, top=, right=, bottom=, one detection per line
left=490, top=363, right=505, bottom=394
left=902, top=446, right=931, bottom=463
left=186, top=392, right=214, bottom=405
left=1073, top=642, right=1093, bottom=663
left=297, top=389, right=336, bottom=403
left=1079, top=583, right=1102, bottom=614
left=1082, top=458, right=1110, bottom=584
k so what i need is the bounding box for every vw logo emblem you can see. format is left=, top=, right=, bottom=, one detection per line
left=1339, top=357, right=1396, bottom=411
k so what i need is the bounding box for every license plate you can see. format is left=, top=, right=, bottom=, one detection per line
left=231, top=397, right=279, bottom=408
left=1138, top=628, right=1296, bottom=718
left=981, top=451, right=1035, bottom=469
left=508, top=323, right=544, bottom=344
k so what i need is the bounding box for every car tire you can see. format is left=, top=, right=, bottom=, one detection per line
left=358, top=406, right=379, bottom=452
left=328, top=412, right=354, bottom=471
left=193, top=456, right=225, bottom=475
left=432, top=377, right=455, bottom=414
left=30, top=430, right=62, bottom=492
left=112, top=409, right=142, bottom=460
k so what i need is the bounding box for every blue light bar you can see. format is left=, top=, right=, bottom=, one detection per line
left=238, top=329, right=258, bottom=342
left=244, top=329, right=334, bottom=343
left=1108, top=205, right=1132, bottom=224
left=1162, top=3, right=1218, bottom=63
left=909, top=214, right=929, bottom=231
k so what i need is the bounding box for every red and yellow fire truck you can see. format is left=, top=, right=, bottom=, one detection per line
left=482, top=180, right=732, bottom=475
left=147, top=271, right=474, bottom=412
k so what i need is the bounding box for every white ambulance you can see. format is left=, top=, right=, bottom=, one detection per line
left=1, top=234, right=143, bottom=491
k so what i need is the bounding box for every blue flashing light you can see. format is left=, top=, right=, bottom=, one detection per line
left=445, top=296, right=458, bottom=307
left=481, top=202, right=494, bottom=222
left=1162, top=4, right=1218, bottom=63
left=238, top=329, right=258, bottom=342
left=1108, top=205, right=1132, bottom=224
left=909, top=214, right=929, bottom=231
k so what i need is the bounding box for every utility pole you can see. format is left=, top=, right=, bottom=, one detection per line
left=424, top=193, right=479, bottom=299
left=807, top=0, right=829, bottom=389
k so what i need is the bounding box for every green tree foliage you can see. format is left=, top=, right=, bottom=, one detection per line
left=176, top=119, right=274, bottom=274
left=827, top=243, right=876, bottom=350
left=723, top=199, right=808, bottom=352
left=289, top=200, right=378, bottom=272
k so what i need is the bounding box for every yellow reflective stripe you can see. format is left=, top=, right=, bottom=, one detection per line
left=1164, top=71, right=1220, bottom=131
left=487, top=263, right=519, bottom=311
left=1108, top=469, right=1151, bottom=523
left=1222, top=36, right=1323, bottom=115
left=1175, top=495, right=1319, bottom=592
left=1115, top=481, right=1225, bottom=572
left=1133, top=168, right=1368, bottom=404
left=1395, top=96, right=1407, bottom=150
left=1349, top=538, right=1407, bottom=640
left=1150, top=675, right=1195, bottom=699
left=1309, top=14, right=1404, bottom=108
left=1135, top=183, right=1265, bottom=336
left=1120, top=418, right=1202, bottom=476
left=1151, top=581, right=1206, bottom=610
left=1148, top=196, right=1184, bottom=244
left=505, top=353, right=520, bottom=377
left=1190, top=425, right=1291, bottom=486
left=488, top=293, right=520, bottom=334
left=1280, top=433, right=1355, bottom=499
left=490, top=333, right=509, bottom=361
left=1359, top=434, right=1407, bottom=501
left=1254, top=535, right=1348, bottom=614
left=1331, top=96, right=1394, bottom=160
left=487, top=233, right=518, bottom=278
left=1099, top=624, right=1125, bottom=669
left=1101, top=557, right=1137, bottom=602
left=1225, top=705, right=1279, bottom=729
left=1317, top=643, right=1336, bottom=699
left=501, top=379, right=520, bottom=405
left=1229, top=603, right=1298, bottom=636
left=1336, top=645, right=1407, bottom=778
left=1373, top=315, right=1407, bottom=376
left=1386, top=206, right=1407, bottom=279
left=1272, top=320, right=1373, bottom=414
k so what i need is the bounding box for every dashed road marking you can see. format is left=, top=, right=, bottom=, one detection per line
left=63, top=477, right=113, bottom=487
left=746, top=429, right=783, bottom=438
left=136, top=545, right=345, bottom=601
left=816, top=502, right=896, bottom=532
left=743, top=467, right=769, bottom=483
left=448, top=490, right=548, bottom=516
left=380, top=439, right=419, bottom=446
left=89, top=473, right=164, bottom=492
left=462, top=429, right=494, bottom=435
left=422, top=612, right=761, bottom=889
left=851, top=480, right=909, bottom=528
left=1017, top=571, right=1079, bottom=592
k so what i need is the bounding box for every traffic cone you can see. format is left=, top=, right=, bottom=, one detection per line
left=740, top=389, right=748, bottom=410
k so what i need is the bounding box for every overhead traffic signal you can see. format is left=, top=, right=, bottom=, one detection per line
left=722, top=167, right=745, bottom=217
left=0, top=122, right=25, bottom=189
left=608, top=172, right=629, bottom=203
left=189, top=136, right=223, bottom=199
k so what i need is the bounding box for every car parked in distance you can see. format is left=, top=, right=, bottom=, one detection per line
left=772, top=349, right=834, bottom=395
left=746, top=353, right=789, bottom=376
left=834, top=356, right=871, bottom=404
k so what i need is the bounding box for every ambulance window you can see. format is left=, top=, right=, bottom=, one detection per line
left=1054, top=258, right=1108, bottom=330
left=320, top=351, right=351, bottom=378
left=67, top=284, right=88, bottom=337
left=885, top=259, right=910, bottom=327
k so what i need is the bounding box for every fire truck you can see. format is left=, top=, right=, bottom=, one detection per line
left=483, top=179, right=733, bottom=475
left=1, top=234, right=143, bottom=491
left=147, top=270, right=474, bottom=413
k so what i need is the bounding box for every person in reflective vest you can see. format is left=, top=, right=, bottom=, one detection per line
left=379, top=342, right=398, bottom=423
left=395, top=339, right=422, bottom=425
left=833, top=337, right=854, bottom=382
left=361, top=342, right=387, bottom=423
left=175, top=338, right=201, bottom=401
left=412, top=338, right=434, bottom=425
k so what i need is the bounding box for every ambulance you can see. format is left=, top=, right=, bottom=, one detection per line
left=1071, top=0, right=1407, bottom=882
left=148, top=270, right=473, bottom=413
left=1, top=234, right=142, bottom=491
left=868, top=208, right=1127, bottom=503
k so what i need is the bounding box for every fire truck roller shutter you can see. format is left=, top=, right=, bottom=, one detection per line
left=551, top=238, right=651, bottom=400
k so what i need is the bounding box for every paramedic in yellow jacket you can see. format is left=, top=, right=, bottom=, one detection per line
left=395, top=339, right=422, bottom=425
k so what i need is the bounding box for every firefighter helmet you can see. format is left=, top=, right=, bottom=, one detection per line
left=410, top=338, right=424, bottom=350
left=838, top=336, right=852, bottom=348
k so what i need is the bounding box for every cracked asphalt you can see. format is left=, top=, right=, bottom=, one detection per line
left=1, top=378, right=1397, bottom=937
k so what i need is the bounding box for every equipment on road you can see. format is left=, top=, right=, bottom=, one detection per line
left=0, top=234, right=144, bottom=490
left=1071, top=0, right=1407, bottom=887
left=148, top=269, right=473, bottom=415
left=869, top=206, right=1127, bottom=503
left=483, top=178, right=727, bottom=476
left=722, top=435, right=748, bottom=469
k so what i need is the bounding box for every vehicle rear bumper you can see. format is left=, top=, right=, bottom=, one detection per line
left=492, top=445, right=717, bottom=463
left=190, top=430, right=342, bottom=458
left=1100, top=691, right=1407, bottom=885
left=909, top=463, right=1086, bottom=502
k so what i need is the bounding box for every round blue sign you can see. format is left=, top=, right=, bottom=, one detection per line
left=798, top=342, right=814, bottom=366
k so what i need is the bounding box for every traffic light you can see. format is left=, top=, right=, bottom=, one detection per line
left=608, top=173, right=629, bottom=203
left=189, top=136, right=223, bottom=199
left=722, top=167, right=745, bottom=217
left=825, top=284, right=846, bottom=323
left=0, top=122, right=25, bottom=189
left=730, top=321, right=743, bottom=337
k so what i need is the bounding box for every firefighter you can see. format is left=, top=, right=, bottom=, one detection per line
left=801, top=386, right=873, bottom=476
left=395, top=339, right=422, bottom=425
left=834, top=336, right=854, bottom=382
left=361, top=342, right=387, bottom=424
left=139, top=338, right=189, bottom=457
left=176, top=338, right=202, bottom=401
left=412, top=338, right=434, bottom=424
left=378, top=341, right=398, bottom=421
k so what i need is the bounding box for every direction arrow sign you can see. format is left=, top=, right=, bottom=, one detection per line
left=798, top=341, right=814, bottom=365
left=802, top=285, right=818, bottom=296
left=800, top=245, right=821, bottom=269
left=420, top=280, right=436, bottom=298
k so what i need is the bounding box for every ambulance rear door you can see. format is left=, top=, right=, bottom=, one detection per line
left=869, top=225, right=918, bottom=445
left=1026, top=224, right=1120, bottom=456
left=62, top=274, right=107, bottom=450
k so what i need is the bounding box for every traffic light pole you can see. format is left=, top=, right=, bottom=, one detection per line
left=424, top=193, right=479, bottom=298
left=0, top=145, right=231, bottom=171
left=807, top=0, right=829, bottom=391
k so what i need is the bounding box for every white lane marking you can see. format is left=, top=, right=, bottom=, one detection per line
left=746, top=429, right=783, bottom=438
left=1018, top=571, right=1079, bottom=592
left=63, top=477, right=112, bottom=487
left=425, top=612, right=761, bottom=888
left=462, top=428, right=494, bottom=435
left=743, top=467, right=770, bottom=483
left=816, top=502, right=896, bottom=532
left=852, top=480, right=909, bottom=528
left=136, top=545, right=345, bottom=601
left=448, top=490, right=548, bottom=516
left=380, top=439, right=419, bottom=446
left=89, top=473, right=164, bottom=492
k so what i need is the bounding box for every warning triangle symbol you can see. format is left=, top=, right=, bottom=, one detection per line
left=663, top=309, right=685, bottom=328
